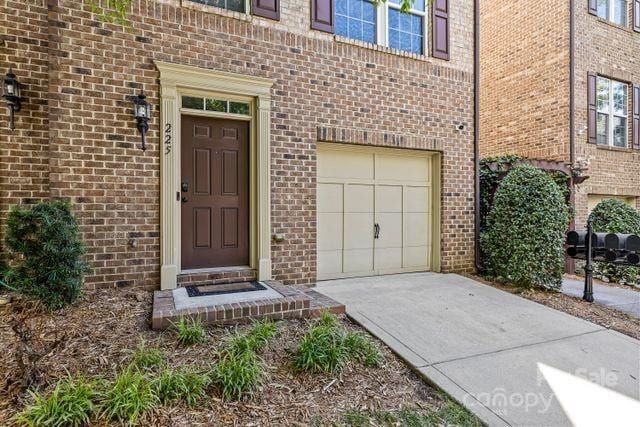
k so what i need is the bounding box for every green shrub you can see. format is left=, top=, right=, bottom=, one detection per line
left=153, top=367, right=210, bottom=407
left=212, top=350, right=263, bottom=401
left=130, top=343, right=165, bottom=371
left=15, top=377, right=97, bottom=427
left=344, top=332, right=383, bottom=367
left=174, top=316, right=207, bottom=346
left=100, top=368, right=158, bottom=425
left=3, top=200, right=88, bottom=309
left=481, top=165, right=569, bottom=290
left=227, top=319, right=278, bottom=355
left=590, top=199, right=640, bottom=284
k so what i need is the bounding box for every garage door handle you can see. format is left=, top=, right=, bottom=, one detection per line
left=374, top=223, right=380, bottom=239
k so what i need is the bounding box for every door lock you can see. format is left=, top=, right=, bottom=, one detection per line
left=181, top=196, right=188, bottom=203
left=181, top=181, right=189, bottom=192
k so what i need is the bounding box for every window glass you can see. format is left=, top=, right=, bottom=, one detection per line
left=595, top=76, right=628, bottom=147
left=193, top=0, right=245, bottom=13
left=597, top=113, right=609, bottom=145
left=206, top=99, right=227, bottom=112
left=388, top=9, right=423, bottom=54
left=613, top=116, right=627, bottom=147
left=182, top=96, right=204, bottom=109
left=612, top=81, right=627, bottom=116
left=596, top=78, right=609, bottom=112
left=390, top=0, right=426, bottom=11
left=597, top=0, right=609, bottom=19
left=336, top=0, right=377, bottom=44
left=229, top=101, right=250, bottom=115
left=612, top=0, right=627, bottom=25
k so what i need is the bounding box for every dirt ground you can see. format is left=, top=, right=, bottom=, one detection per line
left=470, top=275, right=640, bottom=340
left=0, top=288, right=451, bottom=426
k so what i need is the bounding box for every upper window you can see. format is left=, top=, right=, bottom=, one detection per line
left=182, top=96, right=251, bottom=115
left=335, top=0, right=427, bottom=55
left=596, top=0, right=628, bottom=26
left=192, top=0, right=245, bottom=13
left=596, top=77, right=628, bottom=148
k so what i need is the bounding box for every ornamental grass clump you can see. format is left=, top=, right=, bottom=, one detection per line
left=153, top=367, right=210, bottom=407
left=174, top=316, right=207, bottom=346
left=590, top=198, right=640, bottom=284
left=130, top=343, right=166, bottom=371
left=480, top=164, right=569, bottom=290
left=15, top=377, right=98, bottom=427
left=3, top=200, right=88, bottom=309
left=100, top=368, right=158, bottom=425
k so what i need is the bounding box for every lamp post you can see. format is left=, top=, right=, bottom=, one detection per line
left=2, top=69, right=22, bottom=131
left=133, top=91, right=150, bottom=151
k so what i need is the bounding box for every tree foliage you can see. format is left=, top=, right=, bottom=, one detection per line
left=481, top=165, right=569, bottom=290
left=590, top=199, right=640, bottom=285
left=4, top=200, right=88, bottom=309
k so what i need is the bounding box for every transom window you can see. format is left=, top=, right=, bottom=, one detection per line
left=335, top=0, right=427, bottom=55
left=182, top=96, right=251, bottom=116
left=596, top=77, right=628, bottom=148
left=191, top=0, right=245, bottom=13
left=596, top=0, right=628, bottom=26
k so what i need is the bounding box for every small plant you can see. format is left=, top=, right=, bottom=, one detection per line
left=153, top=367, right=210, bottom=407
left=344, top=332, right=383, bottom=367
left=174, top=316, right=207, bottom=346
left=3, top=200, right=88, bottom=309
left=100, top=368, right=158, bottom=425
left=212, top=350, right=263, bottom=401
left=15, top=377, right=97, bottom=427
left=130, top=343, right=165, bottom=371
left=227, top=319, right=277, bottom=355
left=424, top=398, right=483, bottom=427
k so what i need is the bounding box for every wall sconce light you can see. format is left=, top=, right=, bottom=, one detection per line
left=2, top=69, right=23, bottom=131
left=133, top=91, right=150, bottom=151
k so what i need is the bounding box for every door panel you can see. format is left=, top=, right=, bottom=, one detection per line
left=181, top=116, right=249, bottom=270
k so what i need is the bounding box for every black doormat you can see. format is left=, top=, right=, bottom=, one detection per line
left=185, top=281, right=267, bottom=297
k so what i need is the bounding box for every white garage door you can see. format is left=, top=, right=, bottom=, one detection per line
left=317, top=144, right=438, bottom=280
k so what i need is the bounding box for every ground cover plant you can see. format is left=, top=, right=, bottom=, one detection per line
left=174, top=316, right=207, bottom=346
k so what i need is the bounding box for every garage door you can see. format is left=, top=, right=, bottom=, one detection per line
left=317, top=144, right=438, bottom=280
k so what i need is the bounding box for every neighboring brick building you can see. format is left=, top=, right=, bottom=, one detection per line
left=481, top=0, right=640, bottom=227
left=0, top=0, right=476, bottom=291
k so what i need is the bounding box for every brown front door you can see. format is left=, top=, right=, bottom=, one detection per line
left=181, top=116, right=249, bottom=270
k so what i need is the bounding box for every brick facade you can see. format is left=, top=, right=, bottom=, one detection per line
left=1, top=0, right=476, bottom=290
left=480, top=0, right=640, bottom=227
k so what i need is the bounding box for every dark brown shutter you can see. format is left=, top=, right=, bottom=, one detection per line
left=432, top=0, right=450, bottom=60
left=634, top=0, right=640, bottom=32
left=587, top=72, right=597, bottom=144
left=311, top=0, right=334, bottom=33
left=633, top=84, right=640, bottom=149
left=588, top=0, right=598, bottom=15
left=251, top=0, right=279, bottom=20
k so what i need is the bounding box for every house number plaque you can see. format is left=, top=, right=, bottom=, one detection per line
left=164, top=123, right=172, bottom=155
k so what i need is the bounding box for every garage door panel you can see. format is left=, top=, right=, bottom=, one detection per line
left=375, top=247, right=402, bottom=270
left=318, top=149, right=374, bottom=181
left=343, top=249, right=374, bottom=273
left=317, top=212, right=342, bottom=251
left=376, top=154, right=430, bottom=183
left=404, top=212, right=429, bottom=247
left=405, top=245, right=430, bottom=269
left=318, top=183, right=343, bottom=213
left=345, top=185, right=374, bottom=212
left=405, top=186, right=430, bottom=213
left=376, top=212, right=402, bottom=248
left=318, top=250, right=342, bottom=278
left=344, top=213, right=374, bottom=249
left=376, top=185, right=402, bottom=212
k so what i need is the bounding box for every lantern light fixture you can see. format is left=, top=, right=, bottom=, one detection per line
left=133, top=91, right=150, bottom=151
left=2, top=69, right=23, bottom=131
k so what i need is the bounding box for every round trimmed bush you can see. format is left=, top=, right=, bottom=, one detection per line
left=481, top=164, right=569, bottom=290
left=590, top=199, right=640, bottom=285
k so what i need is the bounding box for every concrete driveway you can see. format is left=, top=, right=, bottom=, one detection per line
left=316, top=273, right=640, bottom=426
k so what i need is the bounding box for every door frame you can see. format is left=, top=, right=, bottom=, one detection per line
left=156, top=62, right=274, bottom=290
left=316, top=143, right=442, bottom=280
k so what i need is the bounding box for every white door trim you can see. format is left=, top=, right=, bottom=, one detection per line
left=155, top=62, right=273, bottom=290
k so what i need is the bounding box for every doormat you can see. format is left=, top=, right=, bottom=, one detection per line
left=185, top=281, right=267, bottom=297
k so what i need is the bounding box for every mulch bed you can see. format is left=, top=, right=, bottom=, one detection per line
left=0, top=288, right=446, bottom=426
left=469, top=275, right=640, bottom=340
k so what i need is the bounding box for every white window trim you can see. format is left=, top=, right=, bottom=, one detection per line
left=596, top=76, right=628, bottom=148
left=598, top=0, right=628, bottom=26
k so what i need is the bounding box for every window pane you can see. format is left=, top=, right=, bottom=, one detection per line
left=612, top=81, right=627, bottom=116
left=597, top=113, right=609, bottom=145
left=194, top=0, right=245, bottom=12
left=612, top=0, right=627, bottom=25
left=182, top=96, right=204, bottom=109
left=388, top=9, right=423, bottom=54
left=206, top=99, right=227, bottom=112
left=596, top=0, right=609, bottom=19
left=335, top=0, right=376, bottom=43
left=596, top=77, right=610, bottom=113
left=389, top=0, right=425, bottom=10
left=229, top=101, right=250, bottom=115
left=613, top=116, right=627, bottom=147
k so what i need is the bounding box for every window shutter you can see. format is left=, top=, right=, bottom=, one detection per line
left=633, top=84, right=640, bottom=150
left=252, top=0, right=279, bottom=20
left=311, top=0, right=334, bottom=33
left=588, top=0, right=598, bottom=15
left=634, top=0, right=640, bottom=32
left=587, top=72, right=597, bottom=144
left=432, top=0, right=450, bottom=60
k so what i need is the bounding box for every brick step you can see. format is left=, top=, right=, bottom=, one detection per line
left=177, top=267, right=256, bottom=287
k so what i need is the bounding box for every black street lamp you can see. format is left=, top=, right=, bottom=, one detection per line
left=133, top=91, right=150, bottom=151
left=2, top=69, right=23, bottom=131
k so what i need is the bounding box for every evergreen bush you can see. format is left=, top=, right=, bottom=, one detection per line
left=590, top=199, right=640, bottom=284
left=4, top=200, right=88, bottom=309
left=481, top=165, right=569, bottom=290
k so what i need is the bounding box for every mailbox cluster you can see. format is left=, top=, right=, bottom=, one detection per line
left=566, top=231, right=640, bottom=265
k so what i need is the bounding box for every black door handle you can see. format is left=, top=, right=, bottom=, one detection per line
left=374, top=223, right=380, bottom=239
left=181, top=196, right=188, bottom=203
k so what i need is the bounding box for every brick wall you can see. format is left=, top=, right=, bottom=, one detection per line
left=2, top=0, right=475, bottom=289
left=480, top=0, right=571, bottom=161
left=573, top=1, right=640, bottom=228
